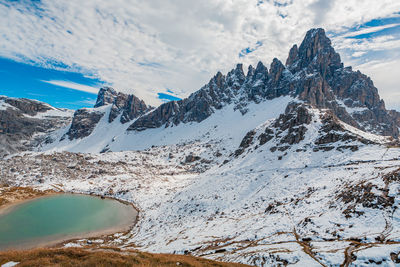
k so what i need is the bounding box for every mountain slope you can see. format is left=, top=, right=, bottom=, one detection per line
left=2, top=27, right=400, bottom=266
left=0, top=96, right=73, bottom=158
left=2, top=104, right=400, bottom=266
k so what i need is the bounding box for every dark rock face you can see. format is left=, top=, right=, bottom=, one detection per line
left=120, top=95, right=149, bottom=124
left=314, top=111, right=373, bottom=151
left=108, top=93, right=129, bottom=123
left=94, top=87, right=118, bottom=108
left=234, top=130, right=256, bottom=157
left=3, top=98, right=53, bottom=116
left=273, top=103, right=312, bottom=146
left=261, top=103, right=312, bottom=153
left=129, top=28, right=400, bottom=138
left=285, top=45, right=298, bottom=67
left=284, top=28, right=398, bottom=137
left=128, top=70, right=236, bottom=131
left=94, top=87, right=151, bottom=124
left=389, top=110, right=400, bottom=126
left=65, top=87, right=151, bottom=140
left=235, top=103, right=379, bottom=156
left=65, top=109, right=104, bottom=140
left=0, top=96, right=72, bottom=157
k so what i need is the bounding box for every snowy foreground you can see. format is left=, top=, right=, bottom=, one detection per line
left=2, top=98, right=400, bottom=266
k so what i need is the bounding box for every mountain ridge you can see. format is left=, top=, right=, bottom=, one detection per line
left=1, top=28, right=399, bottom=156
left=125, top=28, right=400, bottom=138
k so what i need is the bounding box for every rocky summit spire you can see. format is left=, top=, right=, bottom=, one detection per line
left=94, top=87, right=118, bottom=108
left=288, top=28, right=342, bottom=78
left=285, top=44, right=298, bottom=66
left=226, top=64, right=246, bottom=89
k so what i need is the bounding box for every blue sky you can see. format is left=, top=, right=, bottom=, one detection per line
left=0, top=0, right=399, bottom=109
left=0, top=57, right=101, bottom=110
left=0, top=56, right=182, bottom=109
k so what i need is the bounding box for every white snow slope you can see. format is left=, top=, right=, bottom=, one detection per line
left=3, top=98, right=400, bottom=266
left=41, top=96, right=293, bottom=153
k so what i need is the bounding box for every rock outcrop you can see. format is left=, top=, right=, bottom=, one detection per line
left=65, top=87, right=152, bottom=140
left=0, top=96, right=72, bottom=157
left=64, top=109, right=104, bottom=140
left=94, top=87, right=151, bottom=124
left=235, top=102, right=381, bottom=158
left=282, top=29, right=398, bottom=137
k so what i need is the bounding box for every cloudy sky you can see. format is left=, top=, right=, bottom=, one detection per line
left=0, top=0, right=400, bottom=109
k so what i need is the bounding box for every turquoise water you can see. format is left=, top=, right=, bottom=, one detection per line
left=0, top=194, right=136, bottom=250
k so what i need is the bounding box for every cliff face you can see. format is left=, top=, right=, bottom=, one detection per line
left=64, top=109, right=104, bottom=141
left=285, top=28, right=398, bottom=137
left=95, top=87, right=151, bottom=124
left=0, top=96, right=73, bottom=157
left=65, top=87, right=152, bottom=141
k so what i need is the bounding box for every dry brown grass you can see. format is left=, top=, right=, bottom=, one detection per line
left=0, top=186, right=55, bottom=208
left=0, top=248, right=249, bottom=267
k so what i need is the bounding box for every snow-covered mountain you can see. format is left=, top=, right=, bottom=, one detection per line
left=0, top=96, right=73, bottom=157
left=3, top=100, right=400, bottom=266
left=39, top=28, right=400, bottom=155
left=2, top=28, right=400, bottom=266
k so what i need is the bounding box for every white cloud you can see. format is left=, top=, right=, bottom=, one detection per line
left=334, top=35, right=400, bottom=52
left=340, top=23, right=400, bottom=38
left=354, top=59, right=400, bottom=110
left=40, top=80, right=99, bottom=94
left=352, top=51, right=366, bottom=57
left=309, top=0, right=334, bottom=25
left=0, top=0, right=399, bottom=106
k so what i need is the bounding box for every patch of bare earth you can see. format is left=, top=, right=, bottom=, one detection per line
left=0, top=248, right=249, bottom=267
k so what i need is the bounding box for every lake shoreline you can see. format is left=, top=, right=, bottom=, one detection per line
left=0, top=191, right=61, bottom=216
left=0, top=187, right=139, bottom=251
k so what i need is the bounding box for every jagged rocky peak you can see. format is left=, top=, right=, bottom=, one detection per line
left=94, top=87, right=151, bottom=123
left=108, top=92, right=150, bottom=124
left=280, top=28, right=399, bottom=137
left=66, top=87, right=152, bottom=140
left=119, top=94, right=150, bottom=124
left=246, top=61, right=268, bottom=79
left=243, top=61, right=269, bottom=103
left=94, top=87, right=118, bottom=108
left=254, top=61, right=268, bottom=78
left=226, top=63, right=246, bottom=89
left=269, top=58, right=285, bottom=83
left=287, top=28, right=343, bottom=76
left=246, top=64, right=254, bottom=77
